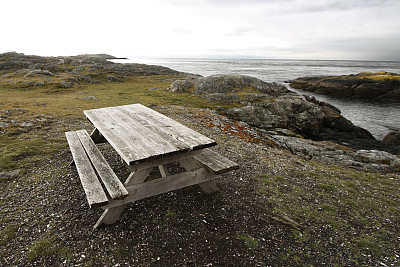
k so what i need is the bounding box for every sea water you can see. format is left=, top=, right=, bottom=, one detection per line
left=114, top=58, right=400, bottom=140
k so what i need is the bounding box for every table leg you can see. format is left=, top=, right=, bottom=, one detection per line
left=90, top=128, right=107, bottom=144
left=93, top=167, right=153, bottom=229
left=179, top=158, right=220, bottom=194
left=158, top=164, right=170, bottom=177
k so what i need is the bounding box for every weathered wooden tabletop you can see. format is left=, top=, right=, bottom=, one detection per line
left=84, top=104, right=216, bottom=166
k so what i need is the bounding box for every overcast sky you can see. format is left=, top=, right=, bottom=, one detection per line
left=1, top=0, right=400, bottom=60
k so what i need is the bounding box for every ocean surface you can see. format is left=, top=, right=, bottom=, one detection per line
left=115, top=58, right=400, bottom=140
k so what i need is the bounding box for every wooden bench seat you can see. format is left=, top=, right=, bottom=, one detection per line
left=66, top=129, right=128, bottom=208
left=194, top=148, right=239, bottom=174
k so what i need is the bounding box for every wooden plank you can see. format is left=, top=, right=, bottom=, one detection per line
left=75, top=130, right=128, bottom=200
left=194, top=148, right=239, bottom=174
left=179, top=157, right=220, bottom=194
left=123, top=104, right=216, bottom=150
left=118, top=105, right=191, bottom=151
left=84, top=104, right=217, bottom=165
left=100, top=108, right=181, bottom=155
left=101, top=168, right=216, bottom=210
left=158, top=164, right=169, bottom=177
left=65, top=131, right=108, bottom=208
left=84, top=109, right=148, bottom=164
left=94, top=167, right=153, bottom=228
left=126, top=150, right=202, bottom=171
left=86, top=108, right=176, bottom=164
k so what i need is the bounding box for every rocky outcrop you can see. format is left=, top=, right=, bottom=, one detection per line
left=290, top=72, right=400, bottom=102
left=0, top=52, right=185, bottom=89
left=169, top=74, right=375, bottom=143
left=270, top=135, right=400, bottom=173
left=170, top=74, right=289, bottom=96
left=224, top=94, right=374, bottom=141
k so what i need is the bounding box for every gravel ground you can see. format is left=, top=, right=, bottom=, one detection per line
left=1, top=105, right=399, bottom=266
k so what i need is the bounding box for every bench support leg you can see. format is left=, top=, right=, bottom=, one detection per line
left=179, top=158, right=220, bottom=194
left=93, top=167, right=153, bottom=229
left=90, top=128, right=107, bottom=144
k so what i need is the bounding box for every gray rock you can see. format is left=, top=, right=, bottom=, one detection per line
left=59, top=81, right=73, bottom=88
left=194, top=74, right=290, bottom=96
left=24, top=69, right=54, bottom=77
left=271, top=135, right=400, bottom=172
left=169, top=74, right=375, bottom=142
left=0, top=122, right=9, bottom=129
left=204, top=93, right=240, bottom=105
left=83, top=96, right=98, bottom=100
left=106, top=75, right=119, bottom=81
left=225, top=94, right=326, bottom=137
left=0, top=169, right=21, bottom=180
left=19, top=122, right=34, bottom=127
left=169, top=76, right=197, bottom=92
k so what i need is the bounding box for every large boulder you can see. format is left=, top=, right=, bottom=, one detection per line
left=224, top=94, right=374, bottom=140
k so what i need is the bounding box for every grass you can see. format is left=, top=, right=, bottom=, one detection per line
left=0, top=224, right=20, bottom=245
left=357, top=71, right=400, bottom=81
left=0, top=76, right=213, bottom=171
left=256, top=157, right=400, bottom=264
left=1, top=65, right=399, bottom=265
left=28, top=235, right=71, bottom=263
left=237, top=233, right=259, bottom=249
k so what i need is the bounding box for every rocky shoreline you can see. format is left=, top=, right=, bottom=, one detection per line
left=168, top=74, right=399, bottom=172
left=1, top=53, right=400, bottom=266
left=1, top=52, right=399, bottom=172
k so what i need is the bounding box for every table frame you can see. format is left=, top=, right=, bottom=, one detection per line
left=84, top=104, right=221, bottom=228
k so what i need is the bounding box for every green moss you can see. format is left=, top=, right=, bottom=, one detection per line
left=114, top=246, right=129, bottom=260
left=357, top=72, right=400, bottom=81
left=237, top=233, right=258, bottom=249
left=28, top=235, right=71, bottom=263
left=0, top=224, right=20, bottom=245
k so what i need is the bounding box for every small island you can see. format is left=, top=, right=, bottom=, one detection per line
left=290, top=72, right=400, bottom=102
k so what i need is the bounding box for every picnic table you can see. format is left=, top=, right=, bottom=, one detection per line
left=66, top=104, right=238, bottom=228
